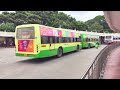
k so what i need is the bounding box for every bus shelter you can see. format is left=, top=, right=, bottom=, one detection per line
left=0, top=32, right=15, bottom=47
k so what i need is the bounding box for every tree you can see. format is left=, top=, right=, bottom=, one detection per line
left=74, top=21, right=88, bottom=31
left=85, top=15, right=111, bottom=33
left=2, top=11, right=10, bottom=15
left=89, top=22, right=103, bottom=32
left=0, top=23, right=15, bottom=32
left=0, top=14, right=7, bottom=24
left=0, top=11, right=112, bottom=33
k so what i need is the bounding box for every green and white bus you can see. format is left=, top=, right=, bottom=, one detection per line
left=15, top=24, right=82, bottom=58
left=80, top=31, right=100, bottom=48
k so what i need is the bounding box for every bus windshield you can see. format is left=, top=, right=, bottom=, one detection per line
left=16, top=27, right=35, bottom=39
left=106, top=36, right=111, bottom=39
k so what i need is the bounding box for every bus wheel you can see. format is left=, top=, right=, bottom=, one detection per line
left=76, top=45, right=79, bottom=52
left=57, top=48, right=63, bottom=57
left=88, top=44, right=90, bottom=49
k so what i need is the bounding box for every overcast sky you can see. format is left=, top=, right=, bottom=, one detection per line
left=59, top=11, right=104, bottom=22
left=0, top=11, right=104, bottom=22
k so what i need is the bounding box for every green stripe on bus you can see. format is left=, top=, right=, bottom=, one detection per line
left=16, top=45, right=81, bottom=58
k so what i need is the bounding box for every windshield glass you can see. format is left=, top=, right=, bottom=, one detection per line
left=105, top=36, right=111, bottom=39
left=16, top=27, right=35, bottom=39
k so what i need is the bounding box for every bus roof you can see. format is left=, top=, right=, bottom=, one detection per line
left=15, top=24, right=120, bottom=36
left=16, top=24, right=40, bottom=28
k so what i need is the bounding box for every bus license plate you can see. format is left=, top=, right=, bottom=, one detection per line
left=24, top=54, right=28, bottom=57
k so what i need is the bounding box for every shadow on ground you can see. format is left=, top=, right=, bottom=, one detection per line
left=17, top=50, right=82, bottom=64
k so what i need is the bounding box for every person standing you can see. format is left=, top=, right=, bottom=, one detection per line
left=10, top=40, right=13, bottom=47
left=4, top=40, right=6, bottom=47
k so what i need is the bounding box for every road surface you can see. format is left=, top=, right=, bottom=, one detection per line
left=0, top=45, right=106, bottom=79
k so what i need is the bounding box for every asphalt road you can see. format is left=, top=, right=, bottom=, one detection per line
left=0, top=45, right=106, bottom=79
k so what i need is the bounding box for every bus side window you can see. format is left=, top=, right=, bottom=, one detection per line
left=89, top=38, right=91, bottom=41
left=53, top=36, right=55, bottom=43
left=76, top=38, right=80, bottom=42
left=90, top=38, right=92, bottom=41
left=96, top=38, right=98, bottom=41
left=41, top=36, right=49, bottom=44
left=62, top=37, right=65, bottom=43
left=87, top=38, right=89, bottom=42
left=49, top=36, right=54, bottom=44
left=73, top=38, right=75, bottom=42
left=88, top=38, right=90, bottom=42
left=54, top=37, right=57, bottom=43
left=76, top=38, right=78, bottom=42
left=80, top=38, right=82, bottom=42
left=64, top=37, right=67, bottom=43
left=67, top=37, right=70, bottom=42
left=59, top=37, right=63, bottom=43
left=86, top=38, right=88, bottom=42
left=70, top=38, right=73, bottom=42
left=64, top=37, right=66, bottom=42
left=68, top=37, right=70, bottom=42
left=84, top=38, right=86, bottom=42
left=74, top=38, right=76, bottom=42
left=94, top=38, right=96, bottom=41
left=79, top=36, right=81, bottom=42
left=64, top=37, right=67, bottom=42
left=85, top=38, right=88, bottom=42
left=55, top=37, right=59, bottom=43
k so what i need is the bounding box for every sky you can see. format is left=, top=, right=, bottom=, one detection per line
left=59, top=11, right=104, bottom=22
left=0, top=11, right=104, bottom=22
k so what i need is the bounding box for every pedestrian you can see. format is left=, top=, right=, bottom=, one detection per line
left=10, top=40, right=13, bottom=47
left=0, top=42, right=1, bottom=47
left=95, top=42, right=99, bottom=49
left=4, top=40, right=6, bottom=47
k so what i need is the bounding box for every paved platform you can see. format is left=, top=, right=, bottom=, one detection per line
left=0, top=45, right=106, bottom=79
left=103, top=46, right=120, bottom=79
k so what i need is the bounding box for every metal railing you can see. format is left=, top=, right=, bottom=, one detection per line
left=81, top=43, right=120, bottom=79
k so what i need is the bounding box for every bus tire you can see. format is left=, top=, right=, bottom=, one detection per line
left=88, top=44, right=90, bottom=49
left=76, top=45, right=79, bottom=52
left=57, top=48, right=63, bottom=58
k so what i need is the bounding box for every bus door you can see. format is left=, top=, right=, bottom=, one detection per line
left=49, top=37, right=55, bottom=50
